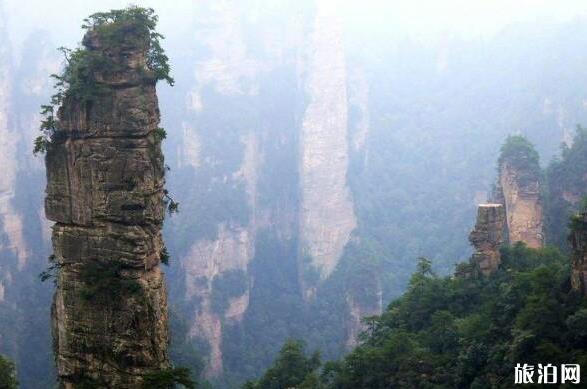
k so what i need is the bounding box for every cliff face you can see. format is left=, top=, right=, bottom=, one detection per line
left=45, top=27, right=170, bottom=387
left=469, top=204, right=506, bottom=275
left=497, top=160, right=544, bottom=248
left=299, top=0, right=357, bottom=293
left=570, top=211, right=587, bottom=296
left=171, top=1, right=373, bottom=377
left=178, top=2, right=265, bottom=376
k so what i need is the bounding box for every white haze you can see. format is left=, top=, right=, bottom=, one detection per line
left=5, top=0, right=587, bottom=53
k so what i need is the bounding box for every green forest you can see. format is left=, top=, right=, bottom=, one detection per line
left=245, top=239, right=587, bottom=388
left=243, top=132, right=587, bottom=388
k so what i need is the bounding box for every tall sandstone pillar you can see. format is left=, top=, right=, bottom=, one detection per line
left=495, top=142, right=544, bottom=248
left=45, top=22, right=170, bottom=387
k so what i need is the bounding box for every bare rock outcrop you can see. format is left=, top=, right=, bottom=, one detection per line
left=45, top=19, right=170, bottom=387
left=469, top=204, right=506, bottom=276
left=570, top=211, right=587, bottom=296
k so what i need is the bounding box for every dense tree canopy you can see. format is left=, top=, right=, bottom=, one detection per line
left=243, top=340, right=321, bottom=389
left=546, top=126, right=587, bottom=250
left=248, top=244, right=587, bottom=388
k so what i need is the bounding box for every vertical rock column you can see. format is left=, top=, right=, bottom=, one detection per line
left=299, top=0, right=356, bottom=295
left=45, top=27, right=170, bottom=387
left=469, top=204, right=506, bottom=276
left=497, top=161, right=544, bottom=248
left=570, top=211, right=587, bottom=296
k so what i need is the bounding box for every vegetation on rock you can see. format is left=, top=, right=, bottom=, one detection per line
left=33, top=6, right=173, bottom=155
left=497, top=135, right=541, bottom=187
left=142, top=367, right=196, bottom=389
left=249, top=243, right=587, bottom=388
left=38, top=254, right=60, bottom=284
left=546, top=126, right=587, bottom=250
left=243, top=340, right=321, bottom=389
left=78, top=261, right=141, bottom=302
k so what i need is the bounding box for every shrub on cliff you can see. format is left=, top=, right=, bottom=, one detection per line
left=34, top=6, right=173, bottom=155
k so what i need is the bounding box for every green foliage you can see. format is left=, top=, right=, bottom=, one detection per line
left=161, top=246, right=170, bottom=265
left=498, top=135, right=541, bottom=186
left=38, top=254, right=60, bottom=284
left=33, top=6, right=173, bottom=155
left=164, top=190, right=180, bottom=215
left=250, top=243, right=586, bottom=388
left=33, top=134, right=49, bottom=155
left=82, top=6, right=174, bottom=86
left=545, top=126, right=587, bottom=249
left=78, top=261, right=141, bottom=302
left=142, top=367, right=196, bottom=389
left=155, top=127, right=168, bottom=141
left=243, top=340, right=321, bottom=389
left=0, top=355, right=18, bottom=389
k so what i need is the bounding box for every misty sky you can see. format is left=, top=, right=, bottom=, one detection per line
left=5, top=0, right=587, bottom=53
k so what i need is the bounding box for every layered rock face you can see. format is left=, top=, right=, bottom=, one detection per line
left=570, top=211, right=587, bottom=296
left=497, top=161, right=544, bottom=248
left=469, top=204, right=506, bottom=275
left=45, top=27, right=169, bottom=387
